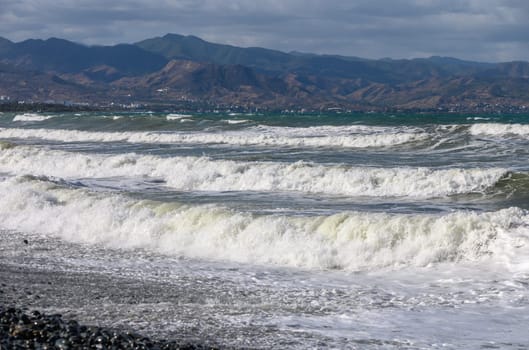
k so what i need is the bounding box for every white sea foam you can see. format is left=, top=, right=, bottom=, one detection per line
left=97, top=115, right=124, bottom=120
left=470, top=123, right=529, bottom=137
left=467, top=117, right=491, bottom=121
left=0, top=127, right=428, bottom=148
left=166, top=113, right=192, bottom=120
left=224, top=119, right=250, bottom=124
left=0, top=141, right=15, bottom=150
left=0, top=146, right=508, bottom=197
left=13, top=113, right=54, bottom=122
left=254, top=124, right=404, bottom=136
left=1, top=176, right=528, bottom=271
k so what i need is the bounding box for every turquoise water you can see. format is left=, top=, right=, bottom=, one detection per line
left=1, top=111, right=529, bottom=348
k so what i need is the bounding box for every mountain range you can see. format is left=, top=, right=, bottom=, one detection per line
left=1, top=33, right=529, bottom=111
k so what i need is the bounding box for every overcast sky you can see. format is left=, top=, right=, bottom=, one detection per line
left=1, top=0, right=528, bottom=62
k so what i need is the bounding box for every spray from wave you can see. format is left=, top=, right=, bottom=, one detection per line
left=1, top=176, right=528, bottom=271
left=12, top=113, right=55, bottom=122
left=470, top=123, right=529, bottom=137
left=166, top=113, right=193, bottom=120
left=0, top=127, right=427, bottom=148
left=0, top=145, right=510, bottom=198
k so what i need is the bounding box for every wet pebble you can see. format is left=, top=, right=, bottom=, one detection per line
left=0, top=306, right=217, bottom=349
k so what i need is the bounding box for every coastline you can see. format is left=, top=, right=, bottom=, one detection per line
left=0, top=232, right=335, bottom=349
left=3, top=102, right=529, bottom=115
left=0, top=262, right=221, bottom=349
left=0, top=306, right=214, bottom=349
left=2, top=110, right=529, bottom=348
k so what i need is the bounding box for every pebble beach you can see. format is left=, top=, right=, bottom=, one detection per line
left=0, top=245, right=219, bottom=349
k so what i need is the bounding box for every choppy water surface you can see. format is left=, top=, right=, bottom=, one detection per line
left=2, top=111, right=529, bottom=348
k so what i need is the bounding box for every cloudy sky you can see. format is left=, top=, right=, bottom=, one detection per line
left=1, top=0, right=528, bottom=62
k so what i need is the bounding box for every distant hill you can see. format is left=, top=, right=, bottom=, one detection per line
left=0, top=37, right=167, bottom=78
left=0, top=37, right=13, bottom=51
left=136, top=34, right=292, bottom=74
left=1, top=34, right=529, bottom=111
left=135, top=34, right=511, bottom=83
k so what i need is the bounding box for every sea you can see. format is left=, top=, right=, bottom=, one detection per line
left=1, top=111, right=529, bottom=349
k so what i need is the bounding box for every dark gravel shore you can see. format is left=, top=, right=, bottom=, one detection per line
left=0, top=306, right=215, bottom=349
left=0, top=232, right=332, bottom=349
left=0, top=262, right=228, bottom=349
left=0, top=258, right=232, bottom=350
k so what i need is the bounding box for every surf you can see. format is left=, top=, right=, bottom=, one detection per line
left=0, top=126, right=428, bottom=148
left=1, top=175, right=528, bottom=271
left=12, top=113, right=55, bottom=122
left=0, top=145, right=512, bottom=198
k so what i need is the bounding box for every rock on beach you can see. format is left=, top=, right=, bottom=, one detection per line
left=0, top=306, right=216, bottom=349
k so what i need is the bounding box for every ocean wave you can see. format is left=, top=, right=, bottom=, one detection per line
left=0, top=146, right=509, bottom=197
left=12, top=113, right=54, bottom=122
left=223, top=119, right=250, bottom=124
left=0, top=141, right=15, bottom=150
left=466, top=117, right=491, bottom=121
left=253, top=124, right=410, bottom=136
left=1, top=175, right=528, bottom=271
left=470, top=123, right=529, bottom=137
left=0, top=127, right=428, bottom=148
left=166, top=113, right=192, bottom=120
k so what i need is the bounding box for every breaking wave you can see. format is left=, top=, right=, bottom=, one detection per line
left=0, top=127, right=428, bottom=148
left=0, top=146, right=510, bottom=198
left=470, top=123, right=529, bottom=137
left=166, top=113, right=192, bottom=120
left=13, top=113, right=54, bottom=122
left=1, top=176, right=528, bottom=271
left=223, top=119, right=250, bottom=124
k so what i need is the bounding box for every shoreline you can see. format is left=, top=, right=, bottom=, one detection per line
left=0, top=306, right=215, bottom=349
left=0, top=263, right=222, bottom=349
left=3, top=102, right=529, bottom=115
left=0, top=223, right=356, bottom=349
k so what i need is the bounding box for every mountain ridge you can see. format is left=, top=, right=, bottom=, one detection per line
left=1, top=34, right=528, bottom=111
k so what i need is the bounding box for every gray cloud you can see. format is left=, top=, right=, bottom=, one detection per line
left=0, top=0, right=528, bottom=62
